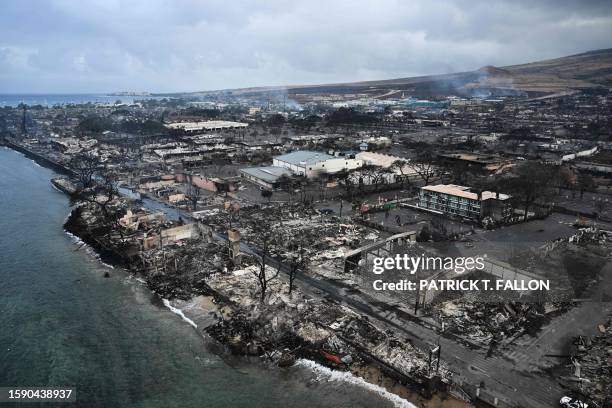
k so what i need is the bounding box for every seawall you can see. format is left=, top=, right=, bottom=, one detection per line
left=2, top=138, right=76, bottom=177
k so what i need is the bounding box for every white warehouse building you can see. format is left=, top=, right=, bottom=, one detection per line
left=272, top=151, right=363, bottom=179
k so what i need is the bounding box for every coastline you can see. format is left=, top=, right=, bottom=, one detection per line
left=2, top=138, right=76, bottom=177
left=61, top=200, right=467, bottom=408
left=64, top=211, right=425, bottom=408
left=3, top=142, right=465, bottom=408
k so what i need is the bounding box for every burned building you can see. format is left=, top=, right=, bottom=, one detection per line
left=437, top=152, right=513, bottom=173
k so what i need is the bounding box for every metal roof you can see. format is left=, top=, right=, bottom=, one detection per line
left=240, top=166, right=292, bottom=183
left=422, top=184, right=510, bottom=201
left=274, top=150, right=334, bottom=166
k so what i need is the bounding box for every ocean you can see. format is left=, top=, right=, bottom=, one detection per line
left=0, top=147, right=410, bottom=408
left=0, top=94, right=165, bottom=107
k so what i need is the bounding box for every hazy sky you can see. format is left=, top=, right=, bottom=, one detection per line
left=1, top=0, right=611, bottom=93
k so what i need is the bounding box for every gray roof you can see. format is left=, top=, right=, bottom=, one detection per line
left=274, top=150, right=333, bottom=166
left=240, top=166, right=292, bottom=183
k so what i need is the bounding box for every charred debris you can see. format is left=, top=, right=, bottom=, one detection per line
left=3, top=84, right=612, bottom=407
left=64, top=197, right=452, bottom=398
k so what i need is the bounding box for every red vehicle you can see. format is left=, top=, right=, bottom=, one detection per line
left=319, top=350, right=342, bottom=365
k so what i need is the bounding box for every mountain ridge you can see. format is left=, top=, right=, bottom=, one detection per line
left=161, top=48, right=612, bottom=98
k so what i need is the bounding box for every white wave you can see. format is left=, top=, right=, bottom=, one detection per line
left=64, top=230, right=114, bottom=269
left=65, top=230, right=84, bottom=245
left=163, top=299, right=198, bottom=329
left=295, top=359, right=416, bottom=408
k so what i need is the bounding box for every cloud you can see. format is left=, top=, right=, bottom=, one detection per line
left=0, top=0, right=611, bottom=93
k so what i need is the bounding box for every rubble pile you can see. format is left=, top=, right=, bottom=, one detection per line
left=64, top=200, right=138, bottom=265
left=67, top=201, right=230, bottom=300
left=139, top=178, right=225, bottom=209
left=141, top=240, right=228, bottom=299
left=329, top=311, right=451, bottom=381
left=67, top=196, right=451, bottom=398
left=205, top=262, right=451, bottom=385
left=567, top=227, right=609, bottom=246
left=431, top=300, right=569, bottom=344
left=205, top=264, right=335, bottom=355
left=197, top=202, right=318, bottom=229
left=503, top=231, right=611, bottom=302
left=210, top=203, right=382, bottom=272
left=562, top=320, right=612, bottom=407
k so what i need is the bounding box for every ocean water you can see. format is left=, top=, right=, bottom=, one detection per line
left=0, top=147, right=408, bottom=408
left=0, top=94, right=164, bottom=107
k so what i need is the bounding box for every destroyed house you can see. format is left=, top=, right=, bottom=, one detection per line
left=154, top=148, right=202, bottom=162
left=142, top=224, right=199, bottom=250
left=190, top=174, right=238, bottom=193
left=236, top=140, right=283, bottom=152
left=437, top=152, right=510, bottom=172
left=418, top=184, right=511, bottom=221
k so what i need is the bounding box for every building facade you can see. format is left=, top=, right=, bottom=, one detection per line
left=418, top=184, right=511, bottom=222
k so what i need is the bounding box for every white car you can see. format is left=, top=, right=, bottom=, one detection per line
left=560, top=396, right=588, bottom=408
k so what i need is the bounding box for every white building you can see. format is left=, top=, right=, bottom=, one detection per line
left=273, top=150, right=362, bottom=178
left=356, top=151, right=421, bottom=183
left=165, top=121, right=248, bottom=133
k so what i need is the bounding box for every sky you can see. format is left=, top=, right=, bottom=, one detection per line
left=1, top=0, right=611, bottom=94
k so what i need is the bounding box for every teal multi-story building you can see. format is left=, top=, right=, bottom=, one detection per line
left=418, top=184, right=512, bottom=222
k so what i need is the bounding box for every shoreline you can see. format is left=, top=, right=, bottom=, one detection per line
left=3, top=144, right=466, bottom=408
left=64, top=216, right=425, bottom=408
left=61, top=201, right=465, bottom=408
left=1, top=139, right=76, bottom=177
